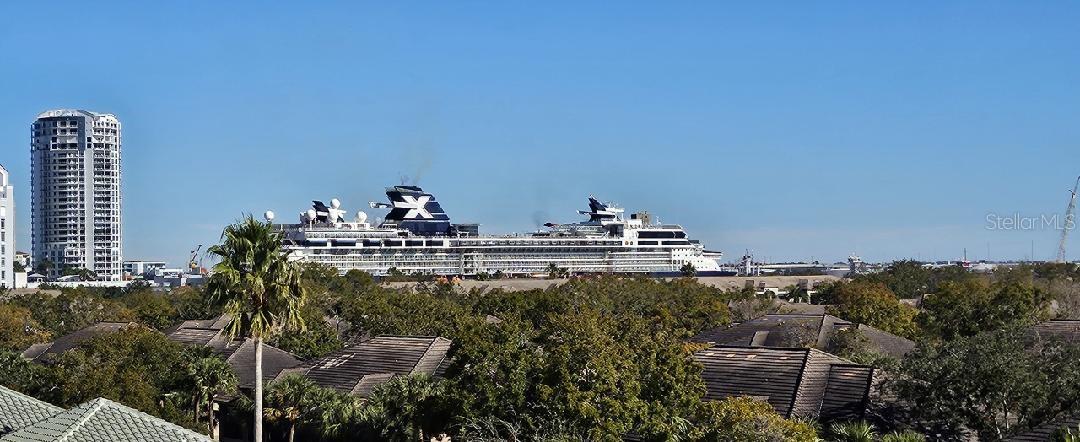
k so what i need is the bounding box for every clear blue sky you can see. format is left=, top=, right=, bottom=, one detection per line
left=1, top=1, right=1079, bottom=266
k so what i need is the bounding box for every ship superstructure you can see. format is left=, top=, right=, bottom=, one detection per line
left=279, top=186, right=730, bottom=277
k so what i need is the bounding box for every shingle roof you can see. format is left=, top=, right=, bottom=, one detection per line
left=0, top=386, right=62, bottom=435
left=165, top=315, right=231, bottom=348
left=819, top=365, right=876, bottom=422
left=693, top=346, right=875, bottom=420
left=300, top=336, right=451, bottom=396
left=1007, top=413, right=1080, bottom=442
left=0, top=397, right=210, bottom=442
left=220, top=339, right=303, bottom=390
left=1032, top=320, right=1080, bottom=343
left=165, top=315, right=301, bottom=391
left=691, top=314, right=915, bottom=359
left=21, top=322, right=135, bottom=362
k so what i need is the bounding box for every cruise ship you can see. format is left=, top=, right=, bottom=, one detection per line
left=278, top=186, right=734, bottom=277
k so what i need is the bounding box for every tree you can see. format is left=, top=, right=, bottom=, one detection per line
left=1056, top=424, right=1080, bottom=442
left=206, top=215, right=306, bottom=442
left=188, top=356, right=237, bottom=434
left=889, top=328, right=1080, bottom=440
left=169, top=286, right=223, bottom=321
left=829, top=420, right=876, bottom=442
left=918, top=279, right=1049, bottom=341
left=680, top=262, right=697, bottom=277
left=448, top=303, right=717, bottom=440
left=264, top=374, right=325, bottom=442
left=43, top=326, right=198, bottom=419
left=317, top=388, right=369, bottom=441
left=0, top=349, right=47, bottom=393
left=120, top=290, right=178, bottom=330
left=362, top=374, right=453, bottom=442
left=692, top=396, right=817, bottom=441
left=546, top=263, right=569, bottom=279
left=61, top=266, right=98, bottom=281
left=825, top=281, right=919, bottom=339
left=7, top=289, right=134, bottom=336
left=32, top=259, right=53, bottom=276
left=0, top=304, right=50, bottom=351
left=270, top=315, right=344, bottom=360
left=338, top=287, right=467, bottom=339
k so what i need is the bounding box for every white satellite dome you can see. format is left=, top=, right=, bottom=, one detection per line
left=264, top=210, right=275, bottom=221
left=331, top=198, right=341, bottom=209
left=357, top=211, right=368, bottom=223
left=306, top=209, right=317, bottom=220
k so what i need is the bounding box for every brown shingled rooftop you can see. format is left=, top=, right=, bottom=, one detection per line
left=297, top=336, right=451, bottom=396
left=693, top=345, right=876, bottom=421
left=691, top=313, right=915, bottom=359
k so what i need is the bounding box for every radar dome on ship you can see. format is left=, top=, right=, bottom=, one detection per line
left=264, top=210, right=275, bottom=221
left=331, top=198, right=341, bottom=209
left=357, top=211, right=368, bottom=223
left=307, top=209, right=317, bottom=220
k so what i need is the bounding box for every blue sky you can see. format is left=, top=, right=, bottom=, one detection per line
left=1, top=1, right=1079, bottom=266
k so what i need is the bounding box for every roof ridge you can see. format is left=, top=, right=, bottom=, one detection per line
left=373, top=334, right=438, bottom=339
left=787, top=349, right=813, bottom=417
left=411, top=338, right=440, bottom=374
left=713, top=344, right=815, bottom=353
left=79, top=397, right=210, bottom=440
left=55, top=398, right=107, bottom=442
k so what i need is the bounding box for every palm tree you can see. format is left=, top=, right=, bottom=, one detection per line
left=318, top=389, right=366, bottom=441
left=881, top=430, right=926, bottom=442
left=264, top=374, right=323, bottom=442
left=829, top=420, right=876, bottom=442
left=206, top=215, right=306, bottom=442
left=189, top=356, right=238, bottom=436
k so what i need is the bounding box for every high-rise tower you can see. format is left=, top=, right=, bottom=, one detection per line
left=0, top=164, right=12, bottom=288
left=31, top=109, right=122, bottom=281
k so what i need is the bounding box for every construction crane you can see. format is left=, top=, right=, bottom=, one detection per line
left=1057, top=177, right=1080, bottom=263
left=188, top=244, right=203, bottom=274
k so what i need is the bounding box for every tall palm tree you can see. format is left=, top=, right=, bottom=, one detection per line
left=206, top=215, right=306, bottom=442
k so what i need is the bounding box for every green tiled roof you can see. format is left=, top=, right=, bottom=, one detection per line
left=1, top=397, right=210, bottom=442
left=0, top=386, right=62, bottom=435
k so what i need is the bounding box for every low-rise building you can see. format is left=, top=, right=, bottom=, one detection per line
left=122, top=260, right=167, bottom=279
left=293, top=335, right=452, bottom=397
left=151, top=268, right=206, bottom=288
left=693, top=345, right=877, bottom=422
left=166, top=315, right=302, bottom=390
left=692, top=313, right=916, bottom=359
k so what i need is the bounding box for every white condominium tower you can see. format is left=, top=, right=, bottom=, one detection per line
left=31, top=109, right=123, bottom=281
left=0, top=164, right=12, bottom=288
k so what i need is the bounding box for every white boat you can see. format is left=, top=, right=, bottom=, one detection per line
left=278, top=185, right=734, bottom=278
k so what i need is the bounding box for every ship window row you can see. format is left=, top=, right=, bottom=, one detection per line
left=300, top=242, right=692, bottom=254
left=299, top=251, right=677, bottom=263
left=300, top=256, right=678, bottom=275
left=637, top=231, right=686, bottom=239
